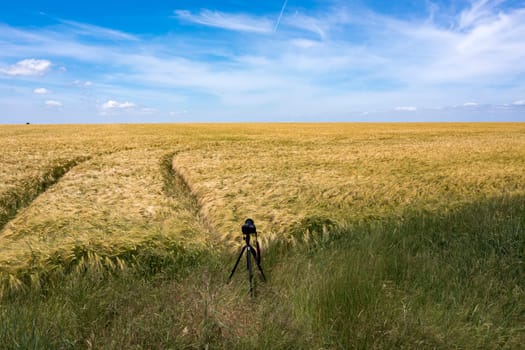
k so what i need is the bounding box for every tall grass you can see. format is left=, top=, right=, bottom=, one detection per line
left=0, top=194, right=523, bottom=349
left=268, top=194, right=525, bottom=349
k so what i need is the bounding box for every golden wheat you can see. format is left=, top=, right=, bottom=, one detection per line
left=1, top=123, right=524, bottom=294
left=174, top=123, right=525, bottom=240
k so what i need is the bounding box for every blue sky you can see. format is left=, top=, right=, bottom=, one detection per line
left=1, top=0, right=525, bottom=123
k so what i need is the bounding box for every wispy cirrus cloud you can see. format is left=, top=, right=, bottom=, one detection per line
left=281, top=12, right=329, bottom=39
left=458, top=0, right=505, bottom=30
left=58, top=20, right=139, bottom=41
left=174, top=9, right=274, bottom=33
left=174, top=7, right=330, bottom=39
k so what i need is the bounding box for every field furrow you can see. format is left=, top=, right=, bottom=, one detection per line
left=163, top=153, right=220, bottom=240
left=0, top=147, right=210, bottom=294
left=0, top=156, right=90, bottom=230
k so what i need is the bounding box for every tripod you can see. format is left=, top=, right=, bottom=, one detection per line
left=228, top=219, right=266, bottom=297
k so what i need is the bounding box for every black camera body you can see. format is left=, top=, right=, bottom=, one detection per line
left=242, top=218, right=256, bottom=235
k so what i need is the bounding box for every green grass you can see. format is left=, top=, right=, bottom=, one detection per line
left=277, top=194, right=525, bottom=349
left=1, top=194, right=523, bottom=349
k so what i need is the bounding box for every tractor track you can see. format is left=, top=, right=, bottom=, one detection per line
left=0, top=147, right=137, bottom=234
left=160, top=151, right=219, bottom=240
left=0, top=156, right=91, bottom=232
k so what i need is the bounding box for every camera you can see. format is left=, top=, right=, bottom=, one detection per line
left=242, top=218, right=256, bottom=235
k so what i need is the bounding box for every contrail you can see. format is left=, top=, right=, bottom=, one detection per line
left=274, top=0, right=288, bottom=32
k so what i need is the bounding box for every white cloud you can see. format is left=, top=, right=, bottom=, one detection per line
left=235, top=55, right=271, bottom=66
left=291, top=39, right=319, bottom=49
left=98, top=100, right=159, bottom=117
left=33, top=87, right=49, bottom=94
left=73, top=80, right=93, bottom=87
left=0, top=59, right=51, bottom=76
left=513, top=100, right=525, bottom=105
left=283, top=13, right=328, bottom=39
left=174, top=9, right=274, bottom=33
left=458, top=0, right=504, bottom=30
left=140, top=107, right=157, bottom=114
left=394, top=106, right=417, bottom=111
left=175, top=8, right=332, bottom=39
left=169, top=110, right=189, bottom=116
left=101, top=100, right=136, bottom=110
left=322, top=1, right=525, bottom=86
left=45, top=100, right=62, bottom=107
left=59, top=20, right=138, bottom=41
left=463, top=102, right=479, bottom=106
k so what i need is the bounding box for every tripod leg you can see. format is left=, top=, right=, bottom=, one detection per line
left=255, top=240, right=261, bottom=265
left=247, top=246, right=254, bottom=297
left=228, top=246, right=247, bottom=282
left=250, top=248, right=267, bottom=282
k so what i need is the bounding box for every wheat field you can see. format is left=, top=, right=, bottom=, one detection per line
left=0, top=123, right=524, bottom=348
left=174, top=123, right=525, bottom=240
left=1, top=123, right=524, bottom=294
